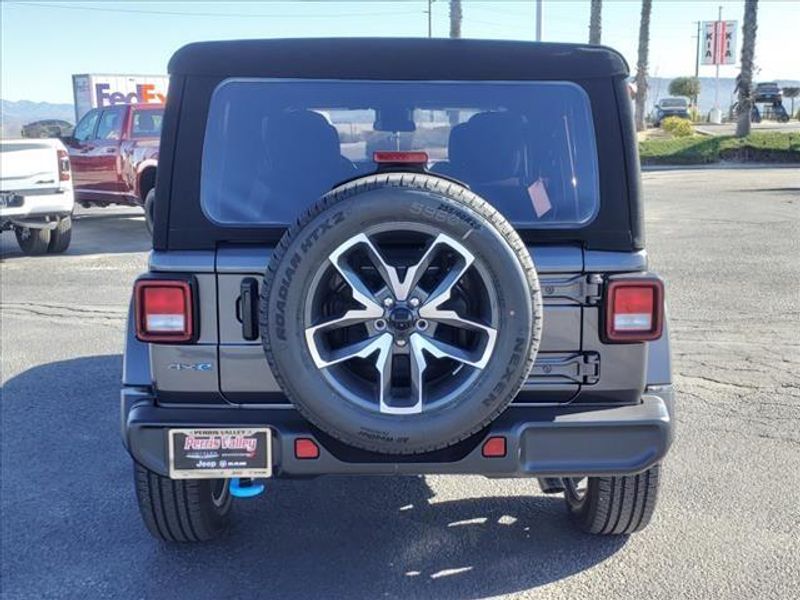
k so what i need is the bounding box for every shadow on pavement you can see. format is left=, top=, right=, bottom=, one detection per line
left=2, top=355, right=627, bottom=599
left=0, top=208, right=150, bottom=259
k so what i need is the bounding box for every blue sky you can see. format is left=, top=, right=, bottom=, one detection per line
left=2, top=0, right=798, bottom=103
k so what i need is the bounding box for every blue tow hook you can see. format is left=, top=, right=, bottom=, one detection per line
left=230, top=478, right=265, bottom=498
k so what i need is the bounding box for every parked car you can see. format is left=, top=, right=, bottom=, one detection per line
left=123, top=39, right=674, bottom=542
left=64, top=103, right=162, bottom=232
left=653, top=96, right=690, bottom=127
left=1, top=138, right=74, bottom=255
left=754, top=81, right=783, bottom=104
left=21, top=119, right=73, bottom=139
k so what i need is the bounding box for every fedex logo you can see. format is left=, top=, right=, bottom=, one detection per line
left=95, top=83, right=166, bottom=106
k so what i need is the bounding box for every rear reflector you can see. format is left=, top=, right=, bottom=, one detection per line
left=482, top=436, right=507, bottom=458
left=373, top=151, right=428, bottom=164
left=134, top=280, right=194, bottom=343
left=294, top=438, right=320, bottom=459
left=605, top=279, right=664, bottom=342
left=57, top=149, right=70, bottom=181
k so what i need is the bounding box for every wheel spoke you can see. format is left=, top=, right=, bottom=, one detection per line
left=308, top=331, right=393, bottom=369
left=416, top=235, right=475, bottom=310
left=394, top=233, right=472, bottom=301
left=409, top=332, right=488, bottom=367
left=328, top=237, right=384, bottom=315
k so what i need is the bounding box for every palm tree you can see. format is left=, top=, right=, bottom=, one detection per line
left=450, top=0, right=462, bottom=39
left=736, top=0, right=759, bottom=137
left=589, top=0, right=602, bottom=45
left=634, top=0, right=652, bottom=132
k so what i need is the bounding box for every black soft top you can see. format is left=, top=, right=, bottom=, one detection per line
left=154, top=38, right=644, bottom=252
left=169, top=38, right=629, bottom=80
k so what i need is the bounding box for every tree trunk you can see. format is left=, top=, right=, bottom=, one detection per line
left=449, top=0, right=462, bottom=39
left=589, top=0, right=602, bottom=45
left=736, top=0, right=759, bottom=138
left=634, top=0, right=652, bottom=132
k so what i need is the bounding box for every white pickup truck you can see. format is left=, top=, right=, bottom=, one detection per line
left=1, top=138, right=74, bottom=255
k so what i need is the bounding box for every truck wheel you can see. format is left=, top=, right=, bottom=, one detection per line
left=133, top=463, right=232, bottom=543
left=564, top=464, right=661, bottom=535
left=47, top=216, right=72, bottom=254
left=15, top=226, right=51, bottom=256
left=261, top=172, right=542, bottom=455
left=144, top=188, right=155, bottom=235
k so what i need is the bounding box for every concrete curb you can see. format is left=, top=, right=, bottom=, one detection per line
left=642, top=162, right=800, bottom=172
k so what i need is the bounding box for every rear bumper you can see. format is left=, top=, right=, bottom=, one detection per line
left=123, top=386, right=674, bottom=479
left=0, top=188, right=74, bottom=221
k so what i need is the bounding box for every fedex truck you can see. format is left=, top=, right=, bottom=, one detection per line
left=71, top=74, right=168, bottom=122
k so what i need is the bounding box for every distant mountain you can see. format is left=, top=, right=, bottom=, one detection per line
left=648, top=77, right=800, bottom=115
left=1, top=100, right=74, bottom=138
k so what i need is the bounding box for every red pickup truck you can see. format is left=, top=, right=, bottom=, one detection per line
left=65, top=103, right=162, bottom=231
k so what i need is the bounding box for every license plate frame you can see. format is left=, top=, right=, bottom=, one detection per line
left=168, top=428, right=272, bottom=479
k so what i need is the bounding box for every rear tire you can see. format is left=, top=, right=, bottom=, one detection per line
left=144, top=188, right=155, bottom=235
left=133, top=462, right=232, bottom=543
left=564, top=464, right=661, bottom=535
left=15, top=226, right=51, bottom=256
left=47, top=216, right=72, bottom=254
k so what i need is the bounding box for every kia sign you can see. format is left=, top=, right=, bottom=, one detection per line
left=72, top=74, right=168, bottom=121
left=702, top=20, right=737, bottom=66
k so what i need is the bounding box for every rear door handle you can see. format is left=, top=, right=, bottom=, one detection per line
left=239, top=278, right=259, bottom=341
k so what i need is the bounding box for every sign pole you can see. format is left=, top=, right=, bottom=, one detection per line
left=715, top=7, right=722, bottom=110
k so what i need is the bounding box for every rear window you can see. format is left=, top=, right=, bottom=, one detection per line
left=201, top=79, right=599, bottom=227
left=660, top=98, right=688, bottom=108
left=131, top=109, right=164, bottom=138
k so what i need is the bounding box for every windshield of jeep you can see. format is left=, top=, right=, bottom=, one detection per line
left=201, top=79, right=599, bottom=227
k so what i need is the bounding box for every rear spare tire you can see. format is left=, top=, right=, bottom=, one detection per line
left=261, top=173, right=542, bottom=454
left=144, top=188, right=155, bottom=235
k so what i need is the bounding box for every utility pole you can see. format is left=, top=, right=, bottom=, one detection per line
left=535, top=0, right=543, bottom=41
left=449, top=0, right=462, bottom=39
left=427, top=0, right=433, bottom=37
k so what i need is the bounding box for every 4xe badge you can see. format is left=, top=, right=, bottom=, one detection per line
left=168, top=362, right=213, bottom=372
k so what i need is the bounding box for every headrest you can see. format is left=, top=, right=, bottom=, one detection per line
left=448, top=112, right=525, bottom=182
left=138, top=112, right=155, bottom=130
left=264, top=110, right=341, bottom=173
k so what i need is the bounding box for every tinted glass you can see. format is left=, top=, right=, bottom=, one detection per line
left=202, top=79, right=600, bottom=228
left=131, top=109, right=164, bottom=138
left=96, top=107, right=125, bottom=140
left=73, top=110, right=100, bottom=142
left=660, top=98, right=688, bottom=108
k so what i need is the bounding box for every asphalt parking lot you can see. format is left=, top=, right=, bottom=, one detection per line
left=2, top=168, right=798, bottom=599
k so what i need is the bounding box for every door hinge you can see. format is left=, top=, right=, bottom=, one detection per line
left=540, top=274, right=603, bottom=305
left=528, top=352, right=600, bottom=384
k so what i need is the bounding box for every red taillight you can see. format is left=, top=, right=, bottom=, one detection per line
left=294, top=438, right=320, bottom=459
left=482, top=436, right=507, bottom=458
left=134, top=280, right=194, bottom=342
left=373, top=151, right=429, bottom=164
left=605, top=278, right=664, bottom=342
left=57, top=149, right=70, bottom=181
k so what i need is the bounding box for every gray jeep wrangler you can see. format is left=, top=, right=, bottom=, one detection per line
left=122, top=39, right=673, bottom=542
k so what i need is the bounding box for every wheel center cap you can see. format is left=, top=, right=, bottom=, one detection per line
left=388, top=306, right=414, bottom=331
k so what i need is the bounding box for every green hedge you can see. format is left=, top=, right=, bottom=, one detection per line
left=640, top=132, right=800, bottom=165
